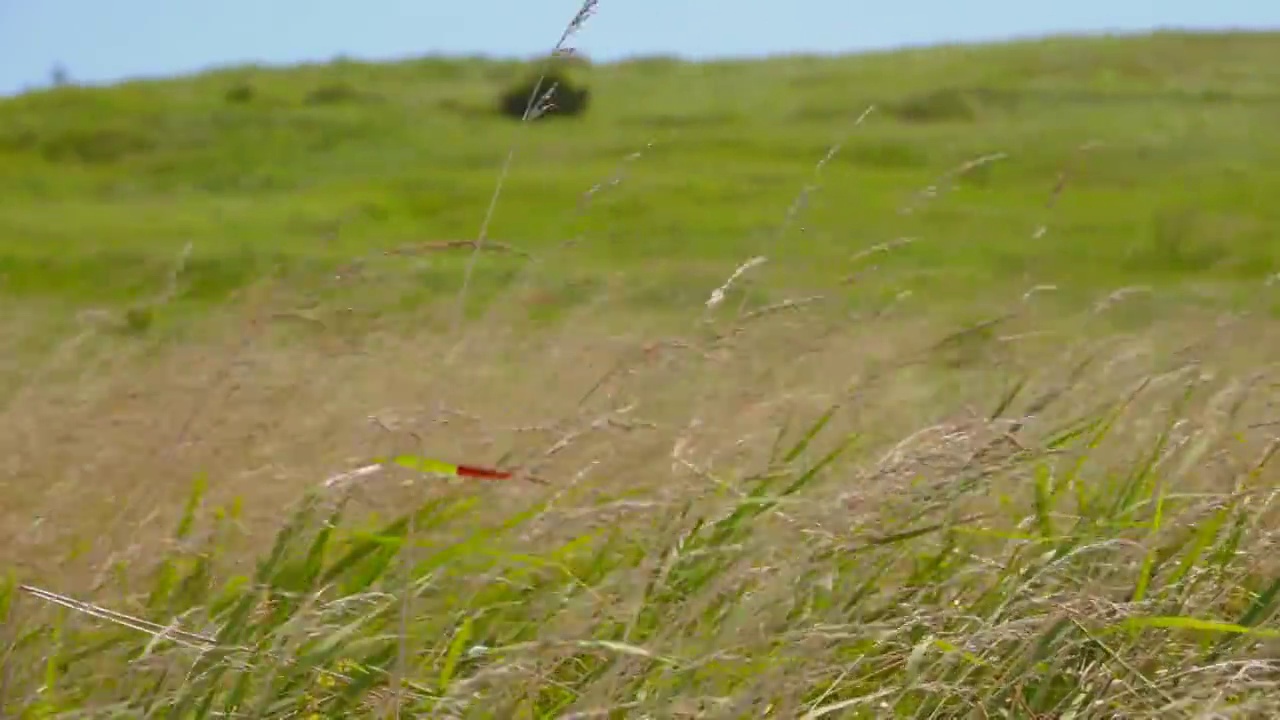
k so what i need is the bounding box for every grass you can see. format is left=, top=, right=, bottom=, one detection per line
left=4, top=30, right=1280, bottom=308
left=6, top=308, right=1280, bottom=717
left=4, top=24, right=1280, bottom=718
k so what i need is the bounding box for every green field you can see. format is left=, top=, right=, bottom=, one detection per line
left=4, top=30, right=1280, bottom=309
left=4, top=30, right=1280, bottom=718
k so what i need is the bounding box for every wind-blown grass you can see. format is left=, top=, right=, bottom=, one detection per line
left=4, top=297, right=1280, bottom=717
left=4, top=21, right=1280, bottom=720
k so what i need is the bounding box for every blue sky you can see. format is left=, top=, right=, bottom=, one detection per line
left=1, top=0, right=1277, bottom=95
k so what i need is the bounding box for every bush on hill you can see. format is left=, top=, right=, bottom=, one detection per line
left=223, top=82, right=255, bottom=104
left=497, top=70, right=591, bottom=120
left=888, top=87, right=978, bottom=123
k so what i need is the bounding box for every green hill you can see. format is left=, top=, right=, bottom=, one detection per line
left=2, top=30, right=1280, bottom=308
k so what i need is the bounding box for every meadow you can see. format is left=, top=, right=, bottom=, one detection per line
left=3, top=26, right=1280, bottom=718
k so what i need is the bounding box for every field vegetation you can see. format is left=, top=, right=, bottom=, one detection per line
left=3, top=22, right=1280, bottom=718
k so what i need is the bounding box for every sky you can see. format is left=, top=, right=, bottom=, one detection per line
left=1, top=0, right=1277, bottom=96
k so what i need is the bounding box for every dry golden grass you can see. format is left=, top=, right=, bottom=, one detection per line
left=0, top=279, right=1270, bottom=574
left=4, top=273, right=1280, bottom=716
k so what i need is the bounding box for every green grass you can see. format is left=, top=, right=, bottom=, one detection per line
left=5, top=29, right=1280, bottom=719
left=3, top=30, right=1280, bottom=312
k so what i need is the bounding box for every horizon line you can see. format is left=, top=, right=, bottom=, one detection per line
left=5, top=25, right=1277, bottom=99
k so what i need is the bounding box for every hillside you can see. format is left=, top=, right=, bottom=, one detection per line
left=9, top=31, right=1280, bottom=718
left=2, top=31, right=1280, bottom=308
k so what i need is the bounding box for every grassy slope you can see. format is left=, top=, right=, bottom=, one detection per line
left=5, top=32, right=1280, bottom=718
left=3, top=31, right=1280, bottom=310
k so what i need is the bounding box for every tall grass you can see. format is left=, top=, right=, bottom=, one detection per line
left=4, top=302, right=1280, bottom=717
left=3, top=7, right=1280, bottom=719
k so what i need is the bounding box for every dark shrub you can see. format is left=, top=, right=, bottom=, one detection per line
left=889, top=88, right=977, bottom=123
left=304, top=82, right=367, bottom=106
left=498, top=71, right=590, bottom=120
left=224, top=82, right=255, bottom=104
